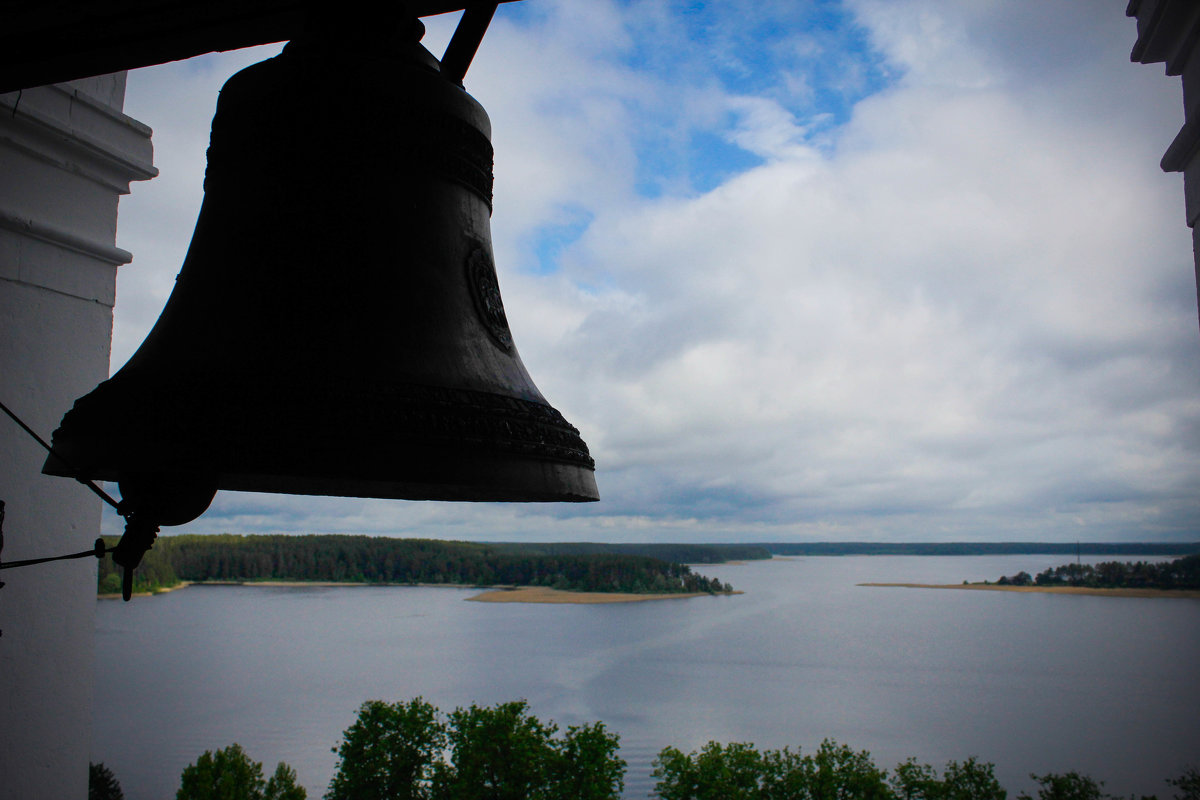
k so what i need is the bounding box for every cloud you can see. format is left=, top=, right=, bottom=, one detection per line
left=106, top=0, right=1200, bottom=543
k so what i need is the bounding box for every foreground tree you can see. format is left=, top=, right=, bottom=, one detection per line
left=652, top=738, right=891, bottom=800
left=891, top=758, right=943, bottom=800
left=1016, top=771, right=1111, bottom=800
left=177, top=743, right=305, bottom=800
left=325, top=699, right=444, bottom=800
left=891, top=756, right=1006, bottom=800
left=90, top=762, right=124, bottom=800
left=266, top=764, right=307, bottom=800
left=549, top=722, right=626, bottom=800
left=800, top=738, right=892, bottom=799
left=1168, top=767, right=1200, bottom=800
left=434, top=701, right=558, bottom=800
left=325, top=698, right=624, bottom=800
left=653, top=741, right=765, bottom=800
left=940, top=757, right=1006, bottom=800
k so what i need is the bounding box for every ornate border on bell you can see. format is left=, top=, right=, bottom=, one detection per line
left=50, top=378, right=596, bottom=472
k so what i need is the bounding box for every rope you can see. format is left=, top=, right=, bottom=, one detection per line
left=0, top=398, right=121, bottom=510
left=0, top=399, right=154, bottom=601
left=0, top=537, right=108, bottom=569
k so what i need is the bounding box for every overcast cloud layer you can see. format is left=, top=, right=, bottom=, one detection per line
left=108, top=0, right=1200, bottom=543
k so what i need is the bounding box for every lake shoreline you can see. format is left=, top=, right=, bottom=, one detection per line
left=860, top=582, right=1200, bottom=598
left=100, top=580, right=739, bottom=604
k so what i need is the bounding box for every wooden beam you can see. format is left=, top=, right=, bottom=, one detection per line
left=0, top=1, right=519, bottom=93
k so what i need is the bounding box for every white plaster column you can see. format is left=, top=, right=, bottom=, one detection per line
left=0, top=74, right=155, bottom=800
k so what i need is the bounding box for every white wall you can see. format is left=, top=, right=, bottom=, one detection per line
left=0, top=74, right=155, bottom=800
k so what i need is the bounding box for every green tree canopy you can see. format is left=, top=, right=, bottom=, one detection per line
left=1016, top=772, right=1111, bottom=800
left=653, top=738, right=893, bottom=800
left=89, top=762, right=124, bottom=800
left=652, top=741, right=765, bottom=800
left=1167, top=767, right=1200, bottom=800
left=434, top=701, right=559, bottom=800
left=549, top=722, right=626, bottom=800
left=941, top=757, right=1006, bottom=800
left=266, top=763, right=308, bottom=800
left=325, top=699, right=445, bottom=800
left=652, top=740, right=1017, bottom=800
left=324, top=698, right=623, bottom=800
left=891, top=756, right=1006, bottom=800
left=177, top=743, right=305, bottom=800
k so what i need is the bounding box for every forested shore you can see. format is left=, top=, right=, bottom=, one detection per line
left=98, top=535, right=1200, bottom=597
left=96, top=535, right=738, bottom=597
left=992, top=554, right=1200, bottom=590
left=759, top=541, right=1200, bottom=556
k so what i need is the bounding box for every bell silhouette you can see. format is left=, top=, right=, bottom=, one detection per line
left=43, top=17, right=599, bottom=531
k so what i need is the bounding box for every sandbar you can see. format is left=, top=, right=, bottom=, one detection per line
left=859, top=582, right=1200, bottom=599
left=98, top=580, right=193, bottom=600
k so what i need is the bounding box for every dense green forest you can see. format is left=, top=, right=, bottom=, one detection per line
left=97, top=535, right=1200, bottom=596
left=91, top=699, right=1200, bottom=800
left=994, top=554, right=1200, bottom=590
left=96, top=535, right=735, bottom=597
left=759, top=541, right=1200, bottom=556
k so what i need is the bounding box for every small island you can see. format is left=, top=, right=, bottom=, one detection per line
left=863, top=554, right=1200, bottom=598
left=98, top=534, right=743, bottom=601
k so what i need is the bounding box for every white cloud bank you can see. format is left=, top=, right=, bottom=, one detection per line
left=106, top=1, right=1200, bottom=542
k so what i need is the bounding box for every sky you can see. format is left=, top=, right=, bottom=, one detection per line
left=105, top=0, right=1200, bottom=544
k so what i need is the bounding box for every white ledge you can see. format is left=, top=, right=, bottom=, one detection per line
left=0, top=207, right=133, bottom=265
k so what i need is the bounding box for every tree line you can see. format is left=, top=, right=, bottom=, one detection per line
left=88, top=700, right=1200, bottom=800
left=760, top=542, right=1199, bottom=557
left=995, top=555, right=1200, bottom=590
left=97, top=535, right=735, bottom=596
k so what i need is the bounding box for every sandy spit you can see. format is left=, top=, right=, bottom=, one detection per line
left=859, top=583, right=1200, bottom=599
left=98, top=580, right=193, bottom=600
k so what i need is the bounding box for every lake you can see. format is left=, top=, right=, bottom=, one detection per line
left=93, top=555, right=1200, bottom=799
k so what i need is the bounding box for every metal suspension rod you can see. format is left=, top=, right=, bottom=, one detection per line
left=441, top=2, right=498, bottom=83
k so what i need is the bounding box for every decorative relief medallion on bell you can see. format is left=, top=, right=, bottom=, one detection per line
left=466, top=245, right=514, bottom=352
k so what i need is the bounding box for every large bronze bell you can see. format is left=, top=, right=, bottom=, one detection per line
left=43, top=16, right=599, bottom=532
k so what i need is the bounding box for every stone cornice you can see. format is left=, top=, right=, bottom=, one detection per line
left=0, top=83, right=157, bottom=193
left=1162, top=116, right=1200, bottom=174
left=1127, top=0, right=1200, bottom=76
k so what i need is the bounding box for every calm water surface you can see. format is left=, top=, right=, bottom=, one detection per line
left=94, top=555, right=1200, bottom=799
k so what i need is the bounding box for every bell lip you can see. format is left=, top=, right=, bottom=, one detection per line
left=42, top=440, right=600, bottom=504
left=215, top=458, right=600, bottom=503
